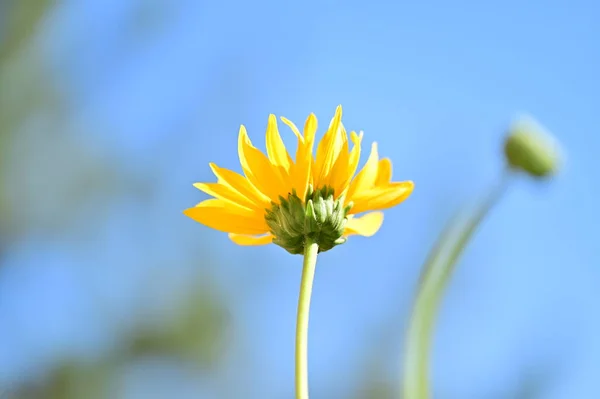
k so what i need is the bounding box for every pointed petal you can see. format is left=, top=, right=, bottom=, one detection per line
left=293, top=113, right=317, bottom=199
left=344, top=212, right=384, bottom=237
left=280, top=116, right=303, bottom=142
left=266, top=114, right=292, bottom=172
left=193, top=182, right=257, bottom=210
left=350, top=181, right=414, bottom=214
left=237, top=125, right=285, bottom=201
left=375, top=158, right=393, bottom=186
left=347, top=131, right=364, bottom=179
left=228, top=233, right=273, bottom=246
left=209, top=163, right=271, bottom=209
left=327, top=130, right=350, bottom=196
left=184, top=199, right=269, bottom=235
left=314, top=105, right=343, bottom=186
left=332, top=131, right=364, bottom=199
left=303, top=113, right=317, bottom=146
left=346, top=142, right=379, bottom=200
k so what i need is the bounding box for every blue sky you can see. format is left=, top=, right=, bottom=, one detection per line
left=1, top=0, right=598, bottom=397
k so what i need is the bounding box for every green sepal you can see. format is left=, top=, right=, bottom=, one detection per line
left=265, top=186, right=351, bottom=254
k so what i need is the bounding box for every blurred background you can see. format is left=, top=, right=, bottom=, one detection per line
left=0, top=1, right=598, bottom=398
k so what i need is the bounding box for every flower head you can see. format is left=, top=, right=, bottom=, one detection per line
left=184, top=106, right=414, bottom=254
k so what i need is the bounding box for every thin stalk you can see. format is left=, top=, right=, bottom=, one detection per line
left=295, top=238, right=319, bottom=399
left=402, top=172, right=512, bottom=399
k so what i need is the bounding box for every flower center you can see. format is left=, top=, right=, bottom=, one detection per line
left=264, top=186, right=353, bottom=254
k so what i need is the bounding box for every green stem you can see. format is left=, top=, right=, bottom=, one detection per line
left=295, top=237, right=319, bottom=399
left=402, top=172, right=511, bottom=399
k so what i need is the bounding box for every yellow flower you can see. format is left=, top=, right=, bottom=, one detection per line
left=184, top=105, right=414, bottom=253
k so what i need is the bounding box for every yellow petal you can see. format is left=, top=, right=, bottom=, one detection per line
left=303, top=113, right=317, bottom=145
left=347, top=131, right=364, bottom=179
left=327, top=130, right=350, bottom=196
left=209, top=163, right=271, bottom=209
left=266, top=114, right=292, bottom=172
left=280, top=116, right=303, bottom=143
left=350, top=181, right=414, bottom=214
left=228, top=233, right=273, bottom=246
left=346, top=142, right=379, bottom=200
left=344, top=212, right=384, bottom=237
left=292, top=113, right=317, bottom=199
left=314, top=105, right=343, bottom=186
left=330, top=129, right=365, bottom=198
left=193, top=182, right=257, bottom=210
left=184, top=199, right=268, bottom=235
left=375, top=158, right=393, bottom=186
left=237, top=126, right=285, bottom=201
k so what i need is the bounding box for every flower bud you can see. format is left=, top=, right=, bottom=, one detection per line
left=503, top=116, right=562, bottom=178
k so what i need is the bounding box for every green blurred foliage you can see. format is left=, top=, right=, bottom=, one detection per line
left=127, top=283, right=230, bottom=369
left=11, top=362, right=113, bottom=399
left=5, top=280, right=230, bottom=399
left=0, top=0, right=54, bottom=62
left=0, top=2, right=233, bottom=398
left=0, top=0, right=59, bottom=241
left=0, top=0, right=57, bottom=132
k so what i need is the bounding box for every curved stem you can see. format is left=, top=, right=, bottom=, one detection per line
left=402, top=171, right=512, bottom=399
left=295, top=238, right=319, bottom=399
